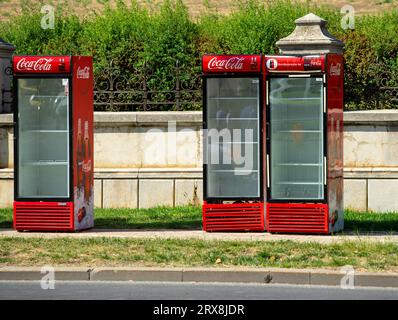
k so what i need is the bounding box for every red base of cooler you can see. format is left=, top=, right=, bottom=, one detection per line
left=202, top=202, right=265, bottom=232
left=266, top=203, right=329, bottom=234
left=13, top=201, right=74, bottom=232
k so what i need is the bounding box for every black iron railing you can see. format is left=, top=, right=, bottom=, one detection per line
left=93, top=60, right=202, bottom=111
left=1, top=60, right=398, bottom=113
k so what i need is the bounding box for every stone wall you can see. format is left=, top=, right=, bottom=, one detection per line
left=1, top=110, right=398, bottom=212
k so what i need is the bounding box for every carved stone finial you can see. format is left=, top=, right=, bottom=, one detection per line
left=276, top=13, right=344, bottom=55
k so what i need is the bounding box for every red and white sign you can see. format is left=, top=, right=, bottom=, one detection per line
left=77, top=66, right=91, bottom=79
left=202, top=55, right=261, bottom=73
left=264, top=55, right=325, bottom=73
left=13, top=56, right=71, bottom=74
left=330, top=63, right=342, bottom=76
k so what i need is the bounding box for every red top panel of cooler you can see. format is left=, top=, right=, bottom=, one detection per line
left=202, top=55, right=262, bottom=74
left=13, top=56, right=71, bottom=74
left=264, top=55, right=325, bottom=73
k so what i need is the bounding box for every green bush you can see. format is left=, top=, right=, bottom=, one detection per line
left=0, top=0, right=397, bottom=110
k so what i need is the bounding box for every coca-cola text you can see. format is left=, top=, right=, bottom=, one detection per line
left=208, top=57, right=245, bottom=71
left=16, top=58, right=54, bottom=72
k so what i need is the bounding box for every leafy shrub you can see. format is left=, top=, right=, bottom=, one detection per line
left=0, top=0, right=397, bottom=110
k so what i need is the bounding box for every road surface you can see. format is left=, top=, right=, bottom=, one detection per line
left=0, top=281, right=397, bottom=300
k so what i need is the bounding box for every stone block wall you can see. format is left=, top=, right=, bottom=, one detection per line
left=1, top=110, right=398, bottom=212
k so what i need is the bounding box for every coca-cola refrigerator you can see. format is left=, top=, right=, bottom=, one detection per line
left=13, top=55, right=94, bottom=231
left=264, top=54, right=344, bottom=234
left=202, top=55, right=265, bottom=232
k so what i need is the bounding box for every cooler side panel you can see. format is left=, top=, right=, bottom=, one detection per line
left=72, top=56, right=94, bottom=231
left=326, top=54, right=344, bottom=232
left=262, top=66, right=268, bottom=227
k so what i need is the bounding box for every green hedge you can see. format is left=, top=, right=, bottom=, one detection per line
left=1, top=0, right=397, bottom=110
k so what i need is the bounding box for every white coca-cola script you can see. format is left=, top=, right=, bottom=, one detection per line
left=208, top=57, right=245, bottom=70
left=16, top=58, right=54, bottom=72
left=77, top=66, right=90, bottom=79
left=330, top=63, right=341, bottom=76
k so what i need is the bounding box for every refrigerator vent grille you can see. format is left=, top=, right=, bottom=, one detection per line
left=203, top=202, right=264, bottom=232
left=14, top=202, right=74, bottom=231
left=266, top=203, right=328, bottom=234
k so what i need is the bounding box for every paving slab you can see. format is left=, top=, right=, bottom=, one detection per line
left=0, top=266, right=397, bottom=288
left=90, top=267, right=182, bottom=282
left=0, top=229, right=397, bottom=244
left=182, top=268, right=271, bottom=283
left=0, top=266, right=90, bottom=281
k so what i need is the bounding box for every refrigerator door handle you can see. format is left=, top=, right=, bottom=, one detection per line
left=266, top=154, right=270, bottom=188
left=266, top=122, right=270, bottom=140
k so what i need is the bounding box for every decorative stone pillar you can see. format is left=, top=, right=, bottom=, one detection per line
left=276, top=13, right=344, bottom=55
left=0, top=38, right=16, bottom=113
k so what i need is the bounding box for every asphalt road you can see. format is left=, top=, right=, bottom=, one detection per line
left=0, top=281, right=397, bottom=300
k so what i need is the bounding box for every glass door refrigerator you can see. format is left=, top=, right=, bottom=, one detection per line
left=202, top=55, right=265, bottom=232
left=13, top=55, right=94, bottom=231
left=264, top=54, right=344, bottom=234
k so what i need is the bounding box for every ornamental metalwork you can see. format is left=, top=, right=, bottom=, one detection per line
left=93, top=60, right=202, bottom=111
left=1, top=66, right=13, bottom=113
left=377, top=62, right=398, bottom=108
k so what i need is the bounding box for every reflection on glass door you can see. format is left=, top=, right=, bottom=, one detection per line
left=206, top=77, right=260, bottom=198
left=269, top=77, right=324, bottom=200
left=17, top=78, right=70, bottom=198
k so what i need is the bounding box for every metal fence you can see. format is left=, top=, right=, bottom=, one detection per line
left=93, top=60, right=202, bottom=112
left=1, top=59, right=398, bottom=113
left=0, top=66, right=13, bottom=113
left=378, top=62, right=398, bottom=107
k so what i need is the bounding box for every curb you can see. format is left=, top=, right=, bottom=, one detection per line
left=0, top=267, right=398, bottom=288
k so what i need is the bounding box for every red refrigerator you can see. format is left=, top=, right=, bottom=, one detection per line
left=202, top=55, right=265, bottom=232
left=264, top=54, right=344, bottom=234
left=13, top=55, right=94, bottom=231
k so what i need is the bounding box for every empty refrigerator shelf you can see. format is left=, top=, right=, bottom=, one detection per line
left=271, top=118, right=321, bottom=122
left=271, top=97, right=321, bottom=100
left=219, top=141, right=258, bottom=144
left=20, top=195, right=68, bottom=198
left=21, top=95, right=68, bottom=99
left=208, top=97, right=257, bottom=100
left=211, top=169, right=259, bottom=173
left=24, top=130, right=68, bottom=133
left=276, top=181, right=322, bottom=185
left=272, top=196, right=323, bottom=200
left=277, top=163, right=322, bottom=166
left=277, top=130, right=321, bottom=133
left=208, top=118, right=258, bottom=120
left=23, top=160, right=68, bottom=166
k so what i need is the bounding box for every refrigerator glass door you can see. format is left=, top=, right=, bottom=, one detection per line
left=206, top=77, right=260, bottom=198
left=269, top=77, right=324, bottom=200
left=17, top=78, right=70, bottom=198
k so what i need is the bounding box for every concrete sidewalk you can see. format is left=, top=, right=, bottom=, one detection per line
left=0, top=228, right=398, bottom=243
left=0, top=266, right=397, bottom=289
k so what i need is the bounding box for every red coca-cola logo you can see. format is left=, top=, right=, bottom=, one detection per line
left=77, top=66, right=90, bottom=79
left=82, top=160, right=92, bottom=173
left=207, top=57, right=245, bottom=71
left=16, top=58, right=54, bottom=72
left=266, top=59, right=278, bottom=70
left=330, top=63, right=342, bottom=76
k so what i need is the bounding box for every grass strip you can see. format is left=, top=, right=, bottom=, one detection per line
left=1, top=207, right=398, bottom=232
left=0, top=237, right=397, bottom=272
